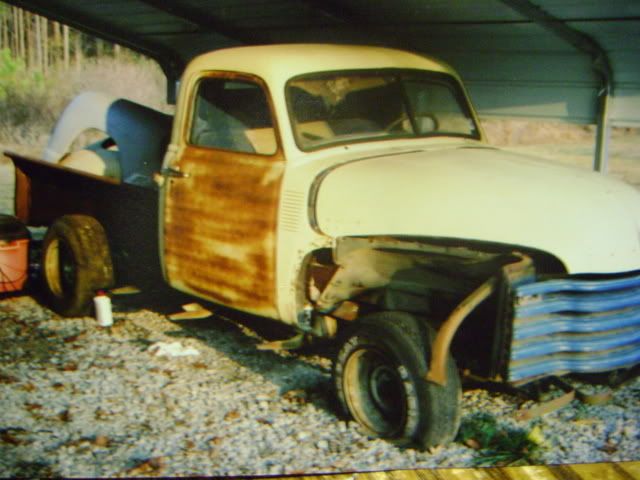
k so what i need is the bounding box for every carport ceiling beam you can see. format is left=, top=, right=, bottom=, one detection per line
left=500, top=0, right=613, bottom=173
left=300, top=0, right=362, bottom=23
left=137, top=0, right=270, bottom=44
left=298, top=0, right=403, bottom=47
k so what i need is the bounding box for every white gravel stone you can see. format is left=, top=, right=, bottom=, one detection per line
left=316, top=440, right=330, bottom=450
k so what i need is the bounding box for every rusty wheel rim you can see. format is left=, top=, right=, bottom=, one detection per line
left=343, top=347, right=407, bottom=437
left=44, top=238, right=76, bottom=299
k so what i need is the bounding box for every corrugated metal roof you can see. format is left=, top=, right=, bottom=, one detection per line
left=5, top=0, right=640, bottom=127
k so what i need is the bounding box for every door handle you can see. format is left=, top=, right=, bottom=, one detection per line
left=161, top=167, right=190, bottom=179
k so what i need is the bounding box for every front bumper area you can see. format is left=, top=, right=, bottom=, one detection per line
left=507, top=270, right=640, bottom=385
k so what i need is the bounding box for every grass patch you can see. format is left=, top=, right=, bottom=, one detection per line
left=456, top=412, right=541, bottom=466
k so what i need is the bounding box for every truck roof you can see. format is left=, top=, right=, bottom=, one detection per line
left=182, top=44, right=456, bottom=85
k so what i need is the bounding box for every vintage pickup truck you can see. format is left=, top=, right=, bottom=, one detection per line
left=7, top=44, right=640, bottom=449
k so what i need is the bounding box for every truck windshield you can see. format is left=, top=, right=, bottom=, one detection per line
left=287, top=70, right=480, bottom=150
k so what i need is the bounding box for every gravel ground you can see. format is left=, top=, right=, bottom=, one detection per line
left=0, top=292, right=639, bottom=477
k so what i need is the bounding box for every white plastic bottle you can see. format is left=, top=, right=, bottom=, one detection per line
left=94, top=290, right=113, bottom=327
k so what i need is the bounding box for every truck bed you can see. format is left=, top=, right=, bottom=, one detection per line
left=8, top=152, right=163, bottom=289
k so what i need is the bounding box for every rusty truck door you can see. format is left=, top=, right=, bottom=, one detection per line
left=161, top=73, right=284, bottom=318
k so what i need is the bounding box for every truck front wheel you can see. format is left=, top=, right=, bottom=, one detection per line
left=41, top=215, right=114, bottom=316
left=334, top=311, right=461, bottom=448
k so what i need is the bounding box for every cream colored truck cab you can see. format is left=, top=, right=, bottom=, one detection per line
left=19, top=44, right=640, bottom=449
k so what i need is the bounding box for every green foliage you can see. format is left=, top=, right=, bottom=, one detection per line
left=0, top=49, right=24, bottom=99
left=0, top=48, right=59, bottom=143
left=0, top=48, right=46, bottom=98
left=456, top=412, right=540, bottom=466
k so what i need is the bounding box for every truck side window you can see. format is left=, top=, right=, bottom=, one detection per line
left=190, top=78, right=277, bottom=155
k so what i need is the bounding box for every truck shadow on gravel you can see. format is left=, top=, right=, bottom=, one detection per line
left=111, top=285, right=341, bottom=418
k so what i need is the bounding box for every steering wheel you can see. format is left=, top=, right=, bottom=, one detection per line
left=386, top=114, right=440, bottom=134
left=385, top=113, right=411, bottom=133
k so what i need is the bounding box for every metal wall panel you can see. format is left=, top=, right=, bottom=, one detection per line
left=5, top=0, right=640, bottom=125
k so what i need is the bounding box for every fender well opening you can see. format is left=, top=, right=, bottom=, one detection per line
left=302, top=236, right=566, bottom=378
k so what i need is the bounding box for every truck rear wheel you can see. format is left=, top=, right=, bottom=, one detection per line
left=334, top=311, right=461, bottom=449
left=41, top=215, right=114, bottom=316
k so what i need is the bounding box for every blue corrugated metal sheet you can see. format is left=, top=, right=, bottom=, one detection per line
left=508, top=270, right=640, bottom=384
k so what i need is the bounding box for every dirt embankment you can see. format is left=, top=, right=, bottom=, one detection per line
left=482, top=120, right=640, bottom=189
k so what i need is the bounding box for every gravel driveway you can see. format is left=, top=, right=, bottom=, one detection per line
left=1, top=289, right=638, bottom=477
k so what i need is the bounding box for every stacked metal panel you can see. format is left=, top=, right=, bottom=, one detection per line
left=508, top=271, right=640, bottom=384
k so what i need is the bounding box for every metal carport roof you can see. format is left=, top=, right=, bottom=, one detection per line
left=5, top=0, right=640, bottom=168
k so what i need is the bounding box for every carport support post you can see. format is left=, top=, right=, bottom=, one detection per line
left=594, top=84, right=612, bottom=173
left=500, top=0, right=614, bottom=173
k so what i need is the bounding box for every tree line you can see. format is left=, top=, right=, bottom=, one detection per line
left=0, top=2, right=122, bottom=73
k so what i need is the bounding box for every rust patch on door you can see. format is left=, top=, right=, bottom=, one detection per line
left=163, top=146, right=285, bottom=318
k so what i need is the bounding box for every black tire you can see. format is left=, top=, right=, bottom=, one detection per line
left=41, top=215, right=114, bottom=316
left=333, top=311, right=461, bottom=449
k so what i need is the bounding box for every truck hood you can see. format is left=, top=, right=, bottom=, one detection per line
left=314, top=146, right=640, bottom=274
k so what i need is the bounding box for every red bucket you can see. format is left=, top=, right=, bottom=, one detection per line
left=0, top=239, right=29, bottom=292
left=0, top=215, right=30, bottom=293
